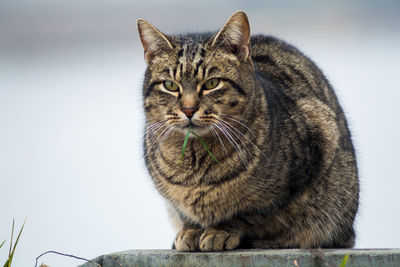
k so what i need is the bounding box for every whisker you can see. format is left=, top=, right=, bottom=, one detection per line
left=154, top=125, right=175, bottom=156
left=217, top=120, right=253, bottom=166
left=145, top=121, right=164, bottom=137
left=214, top=121, right=249, bottom=167
left=218, top=114, right=268, bottom=160
left=146, top=122, right=166, bottom=143
left=219, top=113, right=258, bottom=139
left=147, top=123, right=169, bottom=154
left=209, top=124, right=228, bottom=158
left=219, top=119, right=263, bottom=156
left=219, top=120, right=253, bottom=157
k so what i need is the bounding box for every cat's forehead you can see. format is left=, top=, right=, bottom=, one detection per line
left=171, top=33, right=213, bottom=57
left=149, top=33, right=217, bottom=81
left=173, top=33, right=213, bottom=47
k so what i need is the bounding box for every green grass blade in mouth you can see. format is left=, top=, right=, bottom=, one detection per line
left=191, top=131, right=219, bottom=164
left=0, top=240, right=5, bottom=249
left=181, top=125, right=191, bottom=162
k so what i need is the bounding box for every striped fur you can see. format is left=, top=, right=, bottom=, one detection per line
left=138, top=11, right=359, bottom=251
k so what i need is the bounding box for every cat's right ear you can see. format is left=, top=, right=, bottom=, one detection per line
left=137, top=19, right=173, bottom=65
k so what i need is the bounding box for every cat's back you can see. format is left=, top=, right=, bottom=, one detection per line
left=250, top=35, right=338, bottom=108
left=250, top=35, right=356, bottom=151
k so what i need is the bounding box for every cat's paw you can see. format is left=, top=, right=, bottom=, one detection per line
left=199, top=228, right=240, bottom=251
left=174, top=229, right=202, bottom=251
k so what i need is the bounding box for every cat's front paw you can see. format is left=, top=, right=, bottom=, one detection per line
left=199, top=228, right=240, bottom=251
left=174, top=229, right=202, bottom=251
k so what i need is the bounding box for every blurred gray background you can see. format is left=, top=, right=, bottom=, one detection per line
left=1, top=0, right=399, bottom=266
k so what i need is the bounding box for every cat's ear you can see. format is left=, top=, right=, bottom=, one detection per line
left=137, top=18, right=174, bottom=64
left=212, top=11, right=250, bottom=62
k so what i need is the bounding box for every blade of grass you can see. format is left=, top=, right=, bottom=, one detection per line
left=191, top=131, right=219, bottom=164
left=4, top=220, right=15, bottom=267
left=5, top=219, right=26, bottom=267
left=339, top=254, right=349, bottom=267
left=181, top=125, right=191, bottom=162
left=8, top=220, right=14, bottom=257
left=0, top=240, right=5, bottom=249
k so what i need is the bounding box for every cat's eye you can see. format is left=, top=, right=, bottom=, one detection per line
left=163, top=81, right=179, bottom=92
left=204, top=78, right=220, bottom=90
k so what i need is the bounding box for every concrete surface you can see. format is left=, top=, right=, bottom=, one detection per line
left=79, top=249, right=400, bottom=267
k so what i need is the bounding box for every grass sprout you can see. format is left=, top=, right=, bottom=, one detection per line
left=181, top=125, right=219, bottom=164
left=2, top=219, right=26, bottom=267
left=339, top=254, right=349, bottom=267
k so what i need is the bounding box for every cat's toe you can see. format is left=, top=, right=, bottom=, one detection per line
left=199, top=229, right=240, bottom=251
left=174, top=229, right=201, bottom=251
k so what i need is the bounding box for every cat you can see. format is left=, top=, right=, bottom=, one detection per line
left=137, top=10, right=359, bottom=251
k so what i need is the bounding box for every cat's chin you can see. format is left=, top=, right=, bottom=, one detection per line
left=180, top=124, right=212, bottom=138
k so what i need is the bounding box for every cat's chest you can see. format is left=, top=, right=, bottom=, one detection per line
left=166, top=183, right=235, bottom=227
left=156, top=140, right=214, bottom=184
left=151, top=138, right=246, bottom=226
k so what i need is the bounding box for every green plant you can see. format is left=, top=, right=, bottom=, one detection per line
left=2, top=219, right=26, bottom=267
left=181, top=125, right=219, bottom=164
left=339, top=254, right=349, bottom=267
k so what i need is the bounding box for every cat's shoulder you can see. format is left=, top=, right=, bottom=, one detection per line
left=250, top=34, right=301, bottom=57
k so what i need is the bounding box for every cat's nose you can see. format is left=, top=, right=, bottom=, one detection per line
left=181, top=107, right=198, bottom=119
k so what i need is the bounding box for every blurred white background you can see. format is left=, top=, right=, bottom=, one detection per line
left=1, top=0, right=399, bottom=266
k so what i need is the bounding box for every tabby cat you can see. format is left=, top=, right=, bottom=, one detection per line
left=137, top=11, right=359, bottom=251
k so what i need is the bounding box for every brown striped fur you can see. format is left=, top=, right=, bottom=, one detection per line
left=137, top=11, right=359, bottom=251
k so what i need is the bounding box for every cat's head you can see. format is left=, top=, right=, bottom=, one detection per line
left=138, top=11, right=255, bottom=137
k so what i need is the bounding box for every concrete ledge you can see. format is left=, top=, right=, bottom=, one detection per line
left=79, top=249, right=400, bottom=267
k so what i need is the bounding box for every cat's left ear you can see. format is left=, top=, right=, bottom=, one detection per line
left=137, top=18, right=174, bottom=64
left=212, top=11, right=251, bottom=62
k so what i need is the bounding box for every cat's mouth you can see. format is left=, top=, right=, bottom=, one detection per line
left=181, top=122, right=211, bottom=137
left=182, top=122, right=202, bottom=131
